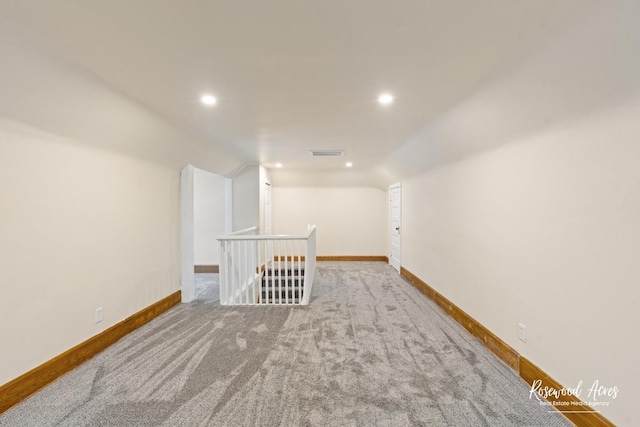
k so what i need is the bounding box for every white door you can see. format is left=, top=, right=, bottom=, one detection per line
left=389, top=183, right=401, bottom=272
left=264, top=183, right=272, bottom=235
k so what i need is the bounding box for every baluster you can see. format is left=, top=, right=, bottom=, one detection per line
left=297, top=239, right=302, bottom=304
left=238, top=240, right=243, bottom=305
left=251, top=240, right=256, bottom=305
left=276, top=240, right=281, bottom=305
left=228, top=241, right=233, bottom=304
left=220, top=241, right=226, bottom=305
left=268, top=239, right=273, bottom=305
left=304, top=237, right=308, bottom=305
left=242, top=240, right=248, bottom=304
left=233, top=241, right=238, bottom=304
left=284, top=240, right=289, bottom=305
left=263, top=240, right=267, bottom=304
left=270, top=239, right=274, bottom=304
left=236, top=240, right=241, bottom=304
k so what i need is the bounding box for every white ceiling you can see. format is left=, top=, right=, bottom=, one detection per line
left=0, top=0, right=585, bottom=173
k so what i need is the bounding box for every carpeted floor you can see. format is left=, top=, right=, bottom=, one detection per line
left=0, top=262, right=571, bottom=426
left=194, top=273, right=220, bottom=302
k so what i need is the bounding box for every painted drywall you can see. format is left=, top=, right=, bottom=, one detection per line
left=272, top=186, right=387, bottom=256
left=194, top=167, right=227, bottom=265
left=395, top=1, right=640, bottom=424
left=180, top=165, right=195, bottom=302
left=0, top=23, right=243, bottom=386
left=0, top=120, right=180, bottom=385
left=0, top=21, right=242, bottom=176
left=232, top=165, right=260, bottom=232
left=270, top=168, right=388, bottom=190
left=378, top=0, right=640, bottom=184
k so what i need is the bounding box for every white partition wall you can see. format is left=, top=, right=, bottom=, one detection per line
left=383, top=4, right=640, bottom=424
left=272, top=186, right=387, bottom=257
left=232, top=165, right=260, bottom=232
left=0, top=23, right=242, bottom=388
left=194, top=167, right=228, bottom=266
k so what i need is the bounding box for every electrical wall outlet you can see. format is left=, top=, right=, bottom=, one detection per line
left=95, top=307, right=103, bottom=324
left=518, top=323, right=526, bottom=343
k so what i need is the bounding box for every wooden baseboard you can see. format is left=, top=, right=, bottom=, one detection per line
left=400, top=267, right=519, bottom=370
left=520, top=357, right=616, bottom=427
left=400, top=267, right=614, bottom=427
left=194, top=265, right=219, bottom=273
left=317, top=256, right=389, bottom=262
left=0, top=290, right=181, bottom=415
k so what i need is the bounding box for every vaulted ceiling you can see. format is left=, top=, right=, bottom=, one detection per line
left=1, top=0, right=587, bottom=176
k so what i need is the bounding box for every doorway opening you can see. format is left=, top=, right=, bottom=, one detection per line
left=180, top=164, right=231, bottom=303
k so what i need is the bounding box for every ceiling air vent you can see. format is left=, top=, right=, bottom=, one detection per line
left=309, top=150, right=345, bottom=157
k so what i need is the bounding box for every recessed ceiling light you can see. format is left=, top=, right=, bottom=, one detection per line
left=275, top=163, right=283, bottom=168
left=201, top=94, right=217, bottom=106
left=345, top=162, right=353, bottom=168
left=378, top=93, right=394, bottom=105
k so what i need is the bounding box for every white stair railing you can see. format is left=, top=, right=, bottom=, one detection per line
left=218, top=225, right=317, bottom=305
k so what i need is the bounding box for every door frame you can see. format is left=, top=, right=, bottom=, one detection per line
left=389, top=183, right=402, bottom=272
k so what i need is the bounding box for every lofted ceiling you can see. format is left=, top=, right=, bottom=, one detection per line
left=0, top=0, right=585, bottom=174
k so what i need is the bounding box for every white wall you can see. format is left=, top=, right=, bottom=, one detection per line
left=0, top=23, right=243, bottom=386
left=270, top=168, right=388, bottom=190
left=272, top=186, right=387, bottom=256
left=193, top=168, right=227, bottom=265
left=0, top=120, right=180, bottom=385
left=392, top=1, right=640, bottom=424
left=232, top=165, right=260, bottom=232
left=402, top=102, right=640, bottom=420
